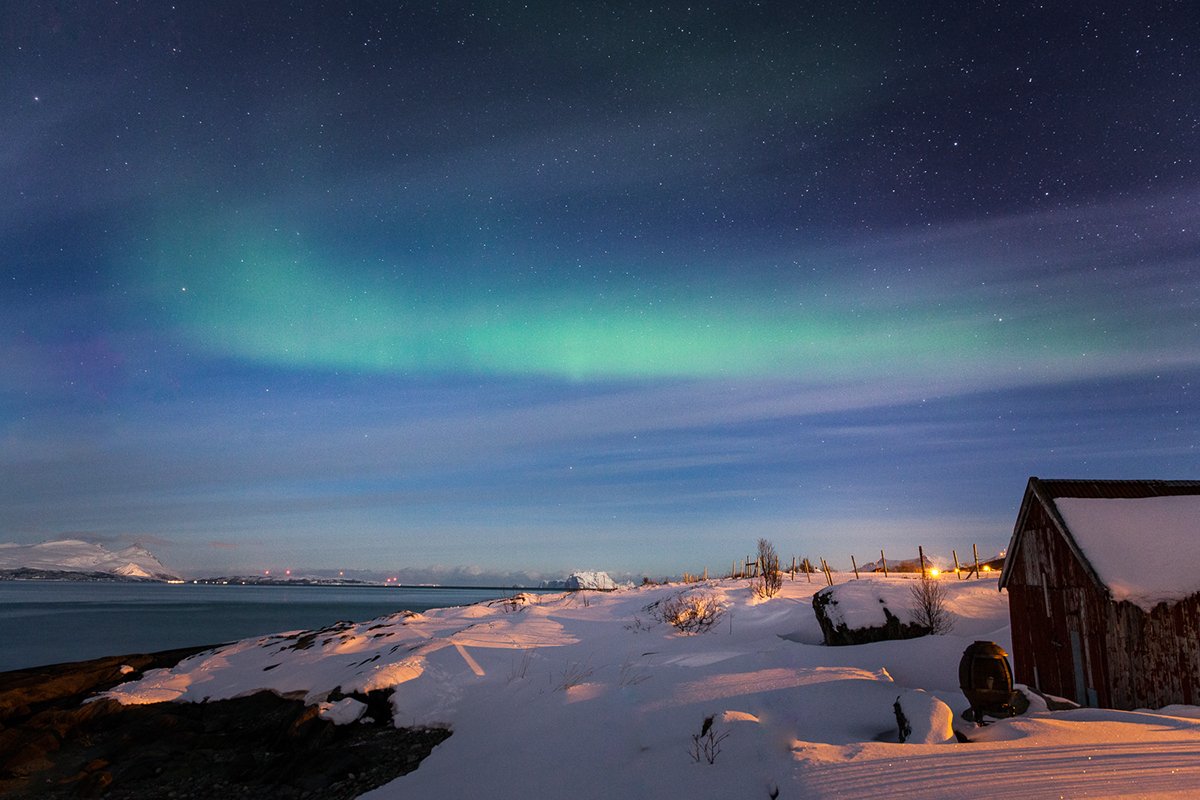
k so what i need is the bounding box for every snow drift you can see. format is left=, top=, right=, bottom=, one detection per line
left=101, top=574, right=1200, bottom=798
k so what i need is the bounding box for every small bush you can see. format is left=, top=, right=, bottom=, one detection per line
left=619, top=660, right=652, bottom=686
left=909, top=575, right=953, bottom=635
left=689, top=715, right=730, bottom=764
left=753, top=537, right=782, bottom=598
left=652, top=590, right=726, bottom=634
left=507, top=648, right=534, bottom=683
left=489, top=594, right=534, bottom=613
left=555, top=661, right=594, bottom=691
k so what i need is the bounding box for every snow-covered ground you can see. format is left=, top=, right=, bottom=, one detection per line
left=104, top=575, right=1200, bottom=798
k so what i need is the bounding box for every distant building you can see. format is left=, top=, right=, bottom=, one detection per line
left=999, top=477, right=1200, bottom=710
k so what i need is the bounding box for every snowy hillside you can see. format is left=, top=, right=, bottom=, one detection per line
left=103, top=575, right=1200, bottom=798
left=0, top=539, right=181, bottom=581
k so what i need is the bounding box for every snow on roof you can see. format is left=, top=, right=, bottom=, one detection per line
left=1055, top=495, right=1200, bottom=611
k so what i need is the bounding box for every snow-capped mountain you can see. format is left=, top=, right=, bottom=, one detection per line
left=0, top=539, right=181, bottom=581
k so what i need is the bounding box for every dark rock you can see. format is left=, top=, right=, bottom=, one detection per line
left=75, top=769, right=114, bottom=797
left=0, top=729, right=59, bottom=776
left=893, top=697, right=911, bottom=743
left=0, top=651, right=451, bottom=799
left=326, top=686, right=394, bottom=723
left=0, top=645, right=220, bottom=724
left=812, top=586, right=931, bottom=646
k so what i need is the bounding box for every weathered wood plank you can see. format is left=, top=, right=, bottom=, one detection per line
left=1006, top=484, right=1200, bottom=710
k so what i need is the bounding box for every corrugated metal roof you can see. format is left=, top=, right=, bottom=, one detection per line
left=1036, top=479, right=1200, bottom=500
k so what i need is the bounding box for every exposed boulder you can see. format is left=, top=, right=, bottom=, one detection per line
left=893, top=689, right=956, bottom=744
left=543, top=571, right=618, bottom=590
left=0, top=650, right=450, bottom=799
left=565, top=571, right=617, bottom=590
left=811, top=581, right=931, bottom=646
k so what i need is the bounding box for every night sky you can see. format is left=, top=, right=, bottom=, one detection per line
left=3, top=2, right=1198, bottom=581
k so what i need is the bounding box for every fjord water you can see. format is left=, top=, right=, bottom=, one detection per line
left=2, top=581, right=527, bottom=672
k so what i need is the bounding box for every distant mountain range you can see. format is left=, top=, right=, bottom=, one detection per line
left=0, top=540, right=631, bottom=589
left=0, top=539, right=182, bottom=582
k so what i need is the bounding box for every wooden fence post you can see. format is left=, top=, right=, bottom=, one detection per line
left=919, top=545, right=927, bottom=579
left=973, top=543, right=981, bottom=579
left=851, top=555, right=860, bottom=580
left=880, top=549, right=888, bottom=577
left=952, top=550, right=962, bottom=579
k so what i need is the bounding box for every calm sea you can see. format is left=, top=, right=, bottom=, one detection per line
left=1, top=581, right=534, bottom=673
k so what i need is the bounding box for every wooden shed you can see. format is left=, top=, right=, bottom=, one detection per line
left=999, top=477, right=1200, bottom=710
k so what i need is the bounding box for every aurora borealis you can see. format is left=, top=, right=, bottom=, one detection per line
left=3, top=3, right=1198, bottom=580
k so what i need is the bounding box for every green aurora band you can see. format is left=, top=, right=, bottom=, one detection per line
left=142, top=225, right=1131, bottom=382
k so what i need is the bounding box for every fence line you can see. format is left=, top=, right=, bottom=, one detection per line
left=720, top=545, right=997, bottom=585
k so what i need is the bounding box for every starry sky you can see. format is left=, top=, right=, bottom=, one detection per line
left=2, top=2, right=1198, bottom=582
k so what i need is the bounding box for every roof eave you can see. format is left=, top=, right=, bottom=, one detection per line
left=1031, top=478, right=1110, bottom=595
left=998, top=477, right=1037, bottom=590
left=999, top=476, right=1111, bottom=595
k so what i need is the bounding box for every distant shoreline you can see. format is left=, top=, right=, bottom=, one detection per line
left=184, top=578, right=556, bottom=590
left=0, top=569, right=557, bottom=591
left=0, top=581, right=540, bottom=674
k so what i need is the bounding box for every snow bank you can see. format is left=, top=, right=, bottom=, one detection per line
left=894, top=689, right=955, bottom=743
left=1055, top=496, right=1200, bottom=610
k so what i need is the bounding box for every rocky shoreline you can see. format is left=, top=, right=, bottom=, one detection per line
left=0, top=648, right=449, bottom=798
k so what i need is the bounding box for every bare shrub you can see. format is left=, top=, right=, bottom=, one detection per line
left=689, top=715, right=730, bottom=764
left=507, top=648, right=534, bottom=683
left=909, top=575, right=953, bottom=634
left=618, top=660, right=652, bottom=687
left=489, top=594, right=533, bottom=613
left=753, top=537, right=782, bottom=598
left=653, top=590, right=726, bottom=634
left=555, top=661, right=594, bottom=691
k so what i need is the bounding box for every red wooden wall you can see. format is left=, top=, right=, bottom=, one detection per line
left=1006, top=495, right=1200, bottom=710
